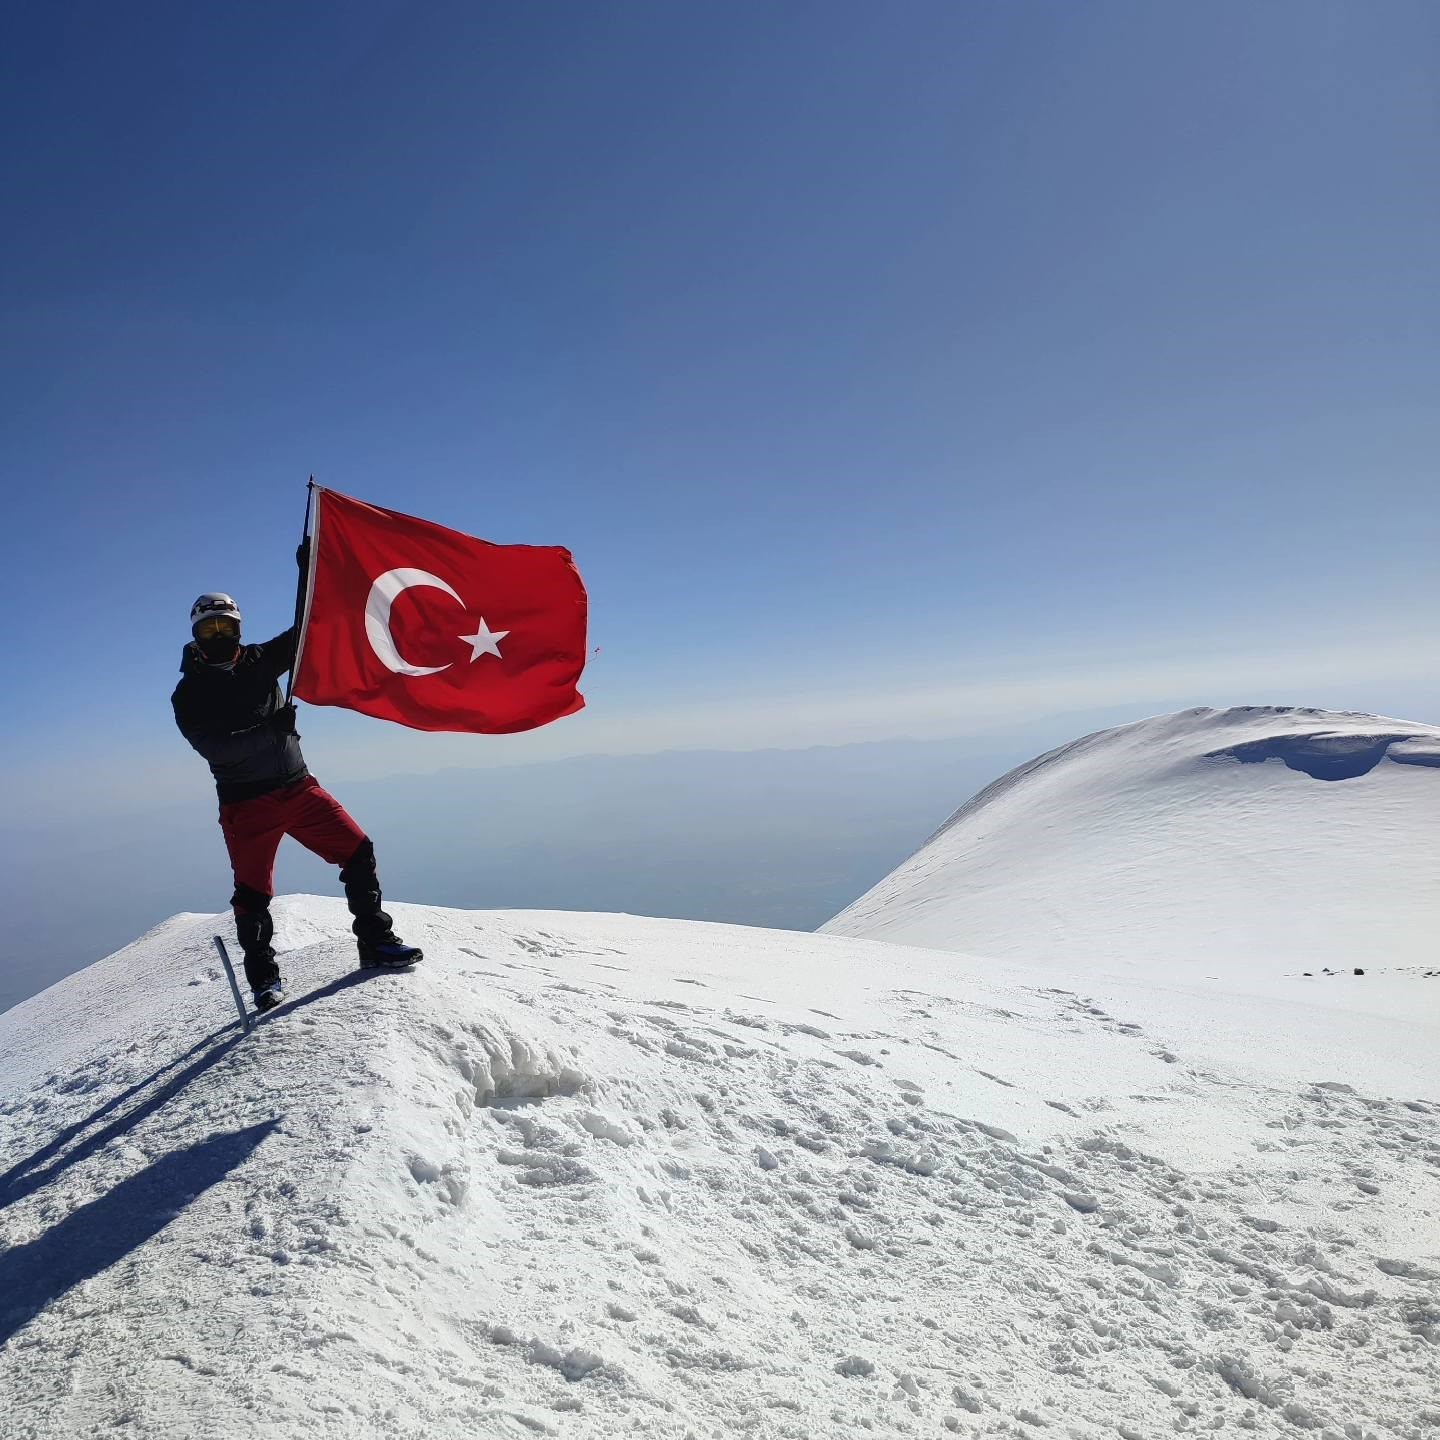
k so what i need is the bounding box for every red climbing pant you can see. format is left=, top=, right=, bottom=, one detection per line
left=218, top=775, right=367, bottom=897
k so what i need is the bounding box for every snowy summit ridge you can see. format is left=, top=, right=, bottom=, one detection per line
left=824, top=705, right=1440, bottom=974
left=2, top=707, right=1439, bottom=1439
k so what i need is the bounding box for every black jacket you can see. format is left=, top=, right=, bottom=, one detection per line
left=172, top=629, right=309, bottom=804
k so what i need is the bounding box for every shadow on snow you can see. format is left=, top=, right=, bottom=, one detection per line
left=0, top=1119, right=280, bottom=1349
left=0, top=1026, right=244, bottom=1212
left=0, top=960, right=401, bottom=1346
left=0, top=964, right=389, bottom=1213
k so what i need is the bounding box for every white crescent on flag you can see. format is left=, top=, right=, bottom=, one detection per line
left=364, top=568, right=462, bottom=677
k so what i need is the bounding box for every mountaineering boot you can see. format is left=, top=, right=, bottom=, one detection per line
left=253, top=981, right=285, bottom=1012
left=357, top=936, right=424, bottom=970
left=341, top=837, right=423, bottom=970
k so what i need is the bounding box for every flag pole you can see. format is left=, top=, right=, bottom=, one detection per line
left=285, top=477, right=317, bottom=704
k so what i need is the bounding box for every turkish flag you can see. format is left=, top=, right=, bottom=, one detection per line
left=293, top=488, right=587, bottom=733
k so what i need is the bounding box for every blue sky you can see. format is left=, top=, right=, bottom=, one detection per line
left=3, top=0, right=1439, bottom=807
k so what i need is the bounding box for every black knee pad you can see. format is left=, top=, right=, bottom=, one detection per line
left=231, top=883, right=272, bottom=915
left=231, top=885, right=274, bottom=955
left=339, top=837, right=376, bottom=886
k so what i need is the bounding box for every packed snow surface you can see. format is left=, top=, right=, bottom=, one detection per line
left=824, top=707, right=1440, bottom=975
left=2, top=895, right=1437, bottom=1438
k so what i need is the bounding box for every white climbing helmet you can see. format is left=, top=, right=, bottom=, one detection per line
left=190, top=593, right=243, bottom=633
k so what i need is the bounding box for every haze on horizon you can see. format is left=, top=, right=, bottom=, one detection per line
left=2, top=2, right=1437, bottom=1009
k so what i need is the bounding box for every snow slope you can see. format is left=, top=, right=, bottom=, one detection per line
left=823, top=706, right=1440, bottom=977
left=2, top=897, right=1438, bottom=1439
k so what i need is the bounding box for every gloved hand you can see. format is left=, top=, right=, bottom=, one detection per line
left=271, top=703, right=298, bottom=736
left=296, top=538, right=311, bottom=570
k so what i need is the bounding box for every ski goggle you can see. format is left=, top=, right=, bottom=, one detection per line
left=194, top=616, right=240, bottom=640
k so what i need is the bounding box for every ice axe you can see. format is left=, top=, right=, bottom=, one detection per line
left=213, top=934, right=254, bottom=1034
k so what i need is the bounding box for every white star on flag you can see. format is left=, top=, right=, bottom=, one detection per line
left=460, top=618, right=509, bottom=662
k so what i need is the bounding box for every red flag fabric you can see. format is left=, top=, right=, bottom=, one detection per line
left=293, top=488, right=587, bottom=734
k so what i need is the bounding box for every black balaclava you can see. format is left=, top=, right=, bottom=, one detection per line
left=196, top=630, right=241, bottom=663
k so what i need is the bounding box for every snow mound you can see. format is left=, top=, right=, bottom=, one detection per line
left=823, top=706, right=1440, bottom=974
left=2, top=896, right=1438, bottom=1438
